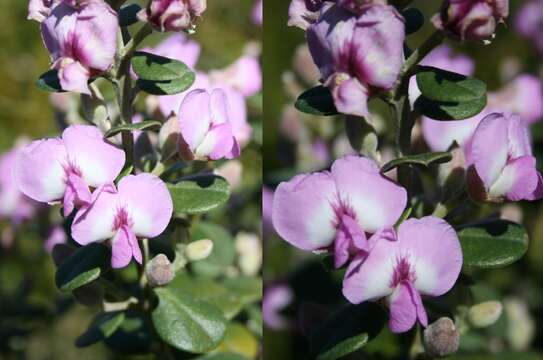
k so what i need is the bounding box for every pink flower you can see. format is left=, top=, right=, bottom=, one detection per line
left=515, top=0, right=543, bottom=54
left=178, top=89, right=241, bottom=161
left=343, top=216, right=463, bottom=333
left=15, top=125, right=125, bottom=217
left=488, top=74, right=543, bottom=125
left=210, top=55, right=262, bottom=98
left=263, top=284, right=294, bottom=330
left=0, top=147, right=38, bottom=224
left=307, top=4, right=405, bottom=116
left=44, top=226, right=67, bottom=253
left=466, top=113, right=543, bottom=202
left=140, top=33, right=201, bottom=72
left=138, top=0, right=207, bottom=32
left=252, top=0, right=262, bottom=25
left=287, top=0, right=327, bottom=30
left=41, top=0, right=119, bottom=94
left=272, top=155, right=407, bottom=268
left=72, top=174, right=173, bottom=268
left=28, top=0, right=55, bottom=22
left=432, top=0, right=509, bottom=42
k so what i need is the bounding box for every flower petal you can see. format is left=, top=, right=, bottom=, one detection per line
left=397, top=217, right=462, bottom=296
left=489, top=156, right=539, bottom=201
left=62, top=125, right=125, bottom=188
left=331, top=155, right=407, bottom=233
left=272, top=172, right=338, bottom=251
left=196, top=123, right=235, bottom=160
left=71, top=185, right=118, bottom=245
left=178, top=89, right=212, bottom=152
left=117, top=174, right=173, bottom=239
left=471, top=113, right=509, bottom=189
left=329, top=75, right=370, bottom=117
left=111, top=227, right=134, bottom=269
left=58, top=59, right=91, bottom=94
left=16, top=138, right=67, bottom=203
left=388, top=281, right=417, bottom=333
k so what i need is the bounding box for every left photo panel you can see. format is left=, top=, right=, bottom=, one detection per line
left=0, top=1, right=263, bottom=359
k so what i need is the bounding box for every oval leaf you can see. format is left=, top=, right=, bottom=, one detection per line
left=310, top=303, right=386, bottom=360
left=196, top=353, right=250, bottom=360
left=104, top=120, right=162, bottom=138
left=168, top=175, right=230, bottom=215
left=132, top=51, right=194, bottom=81
left=415, top=95, right=487, bottom=121
left=119, top=4, right=142, bottom=27
left=55, top=243, right=110, bottom=292
left=222, top=277, right=263, bottom=306
left=152, top=288, right=227, bottom=354
left=36, top=69, right=64, bottom=93
left=458, top=220, right=529, bottom=268
left=169, top=273, right=243, bottom=320
left=191, top=222, right=236, bottom=278
left=402, top=8, right=424, bottom=35
left=381, top=151, right=452, bottom=173
left=137, top=77, right=196, bottom=96
left=416, top=66, right=487, bottom=103
left=295, top=86, right=338, bottom=116
left=76, top=312, right=126, bottom=348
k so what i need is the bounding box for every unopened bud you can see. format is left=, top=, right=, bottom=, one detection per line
left=146, top=254, right=174, bottom=287
left=138, top=0, right=207, bottom=33
left=423, top=317, right=460, bottom=358
left=185, top=239, right=213, bottom=261
left=468, top=301, right=503, bottom=328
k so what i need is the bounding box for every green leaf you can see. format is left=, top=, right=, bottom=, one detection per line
left=104, top=120, right=161, bottom=138
left=310, top=303, right=387, bottom=360
left=36, top=69, right=64, bottom=93
left=415, top=95, right=487, bottom=121
left=381, top=151, right=452, bottom=173
left=195, top=353, right=250, bottom=360
left=402, top=8, right=424, bottom=35
left=132, top=51, right=196, bottom=95
left=168, top=175, right=230, bottom=215
left=76, top=312, right=125, bottom=347
left=132, top=51, right=195, bottom=81
left=152, top=288, right=227, bottom=353
left=416, top=66, right=487, bottom=103
left=137, top=77, right=196, bottom=96
left=345, top=116, right=378, bottom=157
left=222, top=277, right=262, bottom=306
left=55, top=243, right=110, bottom=292
left=217, top=323, right=259, bottom=359
left=191, top=222, right=236, bottom=278
left=295, top=86, right=338, bottom=116
left=119, top=4, right=142, bottom=27
left=246, top=305, right=262, bottom=338
left=104, top=311, right=152, bottom=354
left=169, top=273, right=243, bottom=319
left=458, top=220, right=529, bottom=268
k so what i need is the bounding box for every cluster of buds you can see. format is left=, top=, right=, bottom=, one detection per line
left=138, top=0, right=207, bottom=32
left=432, top=0, right=509, bottom=43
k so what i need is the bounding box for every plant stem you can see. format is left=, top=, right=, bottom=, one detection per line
left=401, top=31, right=445, bottom=78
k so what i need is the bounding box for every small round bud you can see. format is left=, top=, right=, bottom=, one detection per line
left=423, top=317, right=460, bottom=358
left=468, top=301, right=503, bottom=328
left=146, top=254, right=174, bottom=287
left=185, top=239, right=213, bottom=262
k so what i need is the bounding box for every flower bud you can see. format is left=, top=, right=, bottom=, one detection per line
left=41, top=0, right=119, bottom=94
left=185, top=239, right=213, bottom=261
left=146, top=254, right=175, bottom=287
left=423, top=317, right=460, bottom=358
left=432, top=0, right=509, bottom=43
left=235, top=232, right=262, bottom=276
left=307, top=4, right=405, bottom=116
left=138, top=0, right=207, bottom=32
left=468, top=301, right=503, bottom=328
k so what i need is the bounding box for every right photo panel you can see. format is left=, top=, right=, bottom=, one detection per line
left=263, top=1, right=543, bottom=359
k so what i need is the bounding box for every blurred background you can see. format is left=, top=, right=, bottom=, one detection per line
left=263, top=1, right=543, bottom=359
left=0, top=0, right=262, bottom=359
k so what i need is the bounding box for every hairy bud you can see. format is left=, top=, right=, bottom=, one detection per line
left=139, top=0, right=207, bottom=32
left=432, top=0, right=509, bottom=43
left=468, top=301, right=503, bottom=328
left=185, top=239, right=214, bottom=261
left=423, top=317, right=460, bottom=358
left=146, top=254, right=175, bottom=287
